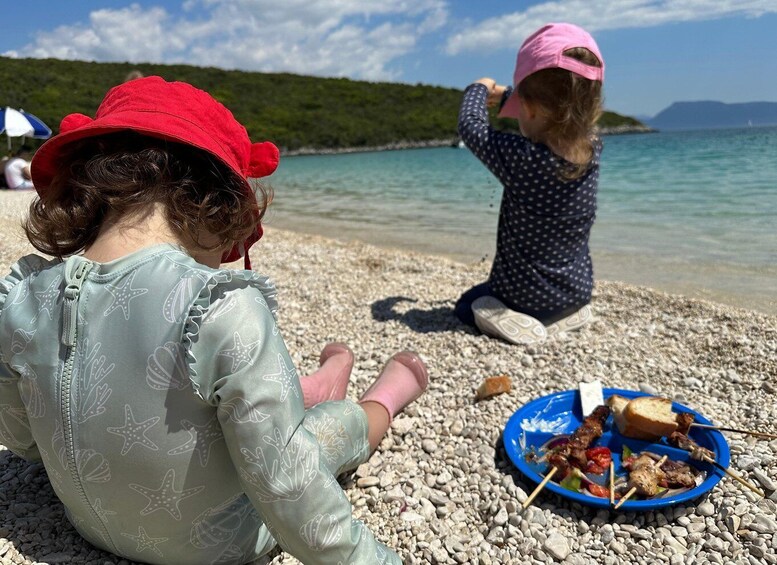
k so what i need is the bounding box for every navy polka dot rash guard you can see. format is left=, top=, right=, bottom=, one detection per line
left=458, top=83, right=602, bottom=320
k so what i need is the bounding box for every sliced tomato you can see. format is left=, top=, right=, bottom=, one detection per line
left=585, top=461, right=606, bottom=475
left=587, top=483, right=609, bottom=498
left=585, top=446, right=612, bottom=469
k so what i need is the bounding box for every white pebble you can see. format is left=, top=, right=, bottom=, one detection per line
left=543, top=533, right=570, bottom=560
left=697, top=502, right=715, bottom=517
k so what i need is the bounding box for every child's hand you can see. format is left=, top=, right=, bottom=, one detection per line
left=474, top=78, right=507, bottom=107
left=486, top=85, right=507, bottom=108
left=475, top=77, right=496, bottom=91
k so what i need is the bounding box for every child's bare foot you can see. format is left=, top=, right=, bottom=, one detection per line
left=300, top=343, right=354, bottom=408
left=359, top=351, right=428, bottom=423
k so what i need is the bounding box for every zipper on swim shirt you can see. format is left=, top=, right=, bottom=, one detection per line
left=60, top=258, right=118, bottom=552
left=62, top=260, right=93, bottom=346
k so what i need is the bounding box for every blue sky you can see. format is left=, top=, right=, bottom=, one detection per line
left=2, top=0, right=776, bottom=117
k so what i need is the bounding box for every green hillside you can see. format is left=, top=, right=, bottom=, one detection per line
left=1, top=57, right=645, bottom=152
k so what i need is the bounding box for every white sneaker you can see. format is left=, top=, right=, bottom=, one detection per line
left=545, top=304, right=594, bottom=337
left=471, top=296, right=547, bottom=345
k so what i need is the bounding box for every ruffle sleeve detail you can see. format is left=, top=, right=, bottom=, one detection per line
left=0, top=254, right=58, bottom=310
left=181, top=268, right=279, bottom=402
left=0, top=255, right=60, bottom=364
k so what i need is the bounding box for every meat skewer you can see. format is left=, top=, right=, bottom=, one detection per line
left=523, top=405, right=611, bottom=509
left=665, top=431, right=714, bottom=460
left=668, top=432, right=764, bottom=497
left=547, top=405, right=611, bottom=477
left=614, top=454, right=668, bottom=509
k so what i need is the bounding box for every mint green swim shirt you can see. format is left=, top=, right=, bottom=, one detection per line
left=0, top=244, right=399, bottom=565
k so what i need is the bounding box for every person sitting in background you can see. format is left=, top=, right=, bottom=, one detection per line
left=124, top=69, right=144, bottom=82
left=0, top=156, right=8, bottom=188
left=4, top=148, right=34, bottom=190
left=456, top=23, right=605, bottom=345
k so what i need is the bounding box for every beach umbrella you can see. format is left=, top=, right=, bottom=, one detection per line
left=1, top=107, right=52, bottom=151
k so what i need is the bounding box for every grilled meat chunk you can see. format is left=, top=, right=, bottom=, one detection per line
left=667, top=432, right=714, bottom=461
left=628, top=454, right=666, bottom=496
left=675, top=412, right=695, bottom=436
left=660, top=459, right=697, bottom=489
left=545, top=405, right=611, bottom=478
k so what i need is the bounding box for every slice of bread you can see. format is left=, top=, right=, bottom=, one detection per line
left=606, top=394, right=678, bottom=440
left=621, top=396, right=678, bottom=440
left=606, top=394, right=631, bottom=434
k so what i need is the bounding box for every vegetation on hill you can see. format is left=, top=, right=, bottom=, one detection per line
left=1, top=57, right=647, bottom=152
left=596, top=111, right=644, bottom=128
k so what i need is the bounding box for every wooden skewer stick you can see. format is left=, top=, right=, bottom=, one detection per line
left=609, top=460, right=615, bottom=506
left=700, top=454, right=764, bottom=498
left=614, top=455, right=668, bottom=510
left=522, top=466, right=558, bottom=509
left=613, top=488, right=635, bottom=510
left=690, top=423, right=777, bottom=440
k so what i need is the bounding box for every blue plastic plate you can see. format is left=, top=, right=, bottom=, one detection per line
left=503, top=388, right=730, bottom=510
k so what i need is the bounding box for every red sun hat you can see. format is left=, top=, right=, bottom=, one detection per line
left=30, top=76, right=280, bottom=269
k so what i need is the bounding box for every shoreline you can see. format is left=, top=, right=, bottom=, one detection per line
left=263, top=214, right=776, bottom=317
left=2, top=189, right=771, bottom=316
left=1, top=190, right=776, bottom=564
left=282, top=125, right=656, bottom=156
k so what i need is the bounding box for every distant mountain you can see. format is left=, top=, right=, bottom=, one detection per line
left=648, top=101, right=777, bottom=130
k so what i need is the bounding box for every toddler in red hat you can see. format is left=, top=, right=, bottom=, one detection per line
left=0, top=76, right=426, bottom=564
left=456, top=23, right=604, bottom=345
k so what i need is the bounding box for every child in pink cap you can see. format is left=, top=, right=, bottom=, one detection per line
left=456, top=22, right=605, bottom=345
left=0, top=76, right=426, bottom=564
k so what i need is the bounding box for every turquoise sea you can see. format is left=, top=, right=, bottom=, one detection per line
left=266, top=126, right=777, bottom=315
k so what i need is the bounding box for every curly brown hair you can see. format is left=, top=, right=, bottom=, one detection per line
left=25, top=132, right=272, bottom=258
left=517, top=47, right=603, bottom=179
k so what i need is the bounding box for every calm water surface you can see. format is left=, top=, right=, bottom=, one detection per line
left=266, top=127, right=777, bottom=314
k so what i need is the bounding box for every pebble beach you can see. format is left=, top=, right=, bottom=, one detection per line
left=1, top=190, right=776, bottom=565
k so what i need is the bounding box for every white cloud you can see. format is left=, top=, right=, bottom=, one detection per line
left=19, top=5, right=183, bottom=62
left=182, top=0, right=433, bottom=80
left=5, top=0, right=448, bottom=81
left=445, top=0, right=777, bottom=54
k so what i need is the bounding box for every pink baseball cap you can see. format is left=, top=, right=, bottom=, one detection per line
left=498, top=23, right=604, bottom=120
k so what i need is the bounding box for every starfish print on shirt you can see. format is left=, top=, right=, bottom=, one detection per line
left=167, top=414, right=224, bottom=466
left=217, top=332, right=261, bottom=373
left=107, top=404, right=160, bottom=456
left=121, top=526, right=169, bottom=558
left=263, top=353, right=300, bottom=402
left=104, top=270, right=149, bottom=320
left=129, top=468, right=205, bottom=520
left=33, top=275, right=62, bottom=321
left=92, top=498, right=118, bottom=522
